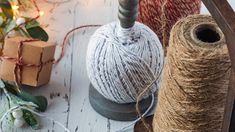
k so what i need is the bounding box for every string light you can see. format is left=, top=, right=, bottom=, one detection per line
left=39, top=11, right=44, bottom=16
left=12, top=5, right=19, bottom=10
left=5, top=0, right=43, bottom=35
left=12, top=5, right=19, bottom=18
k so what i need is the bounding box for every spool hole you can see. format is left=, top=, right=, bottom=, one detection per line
left=195, top=25, right=221, bottom=43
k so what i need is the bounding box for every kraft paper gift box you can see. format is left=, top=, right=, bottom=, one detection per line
left=0, top=37, right=56, bottom=87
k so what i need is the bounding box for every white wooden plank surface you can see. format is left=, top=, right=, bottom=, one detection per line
left=0, top=0, right=235, bottom=132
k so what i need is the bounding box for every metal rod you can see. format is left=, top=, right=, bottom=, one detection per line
left=118, top=0, right=138, bottom=28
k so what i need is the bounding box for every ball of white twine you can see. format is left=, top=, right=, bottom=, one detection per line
left=86, top=22, right=164, bottom=103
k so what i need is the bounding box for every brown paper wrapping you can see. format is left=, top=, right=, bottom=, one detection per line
left=0, top=37, right=56, bottom=87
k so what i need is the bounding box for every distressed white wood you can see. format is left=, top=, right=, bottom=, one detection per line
left=0, top=0, right=235, bottom=132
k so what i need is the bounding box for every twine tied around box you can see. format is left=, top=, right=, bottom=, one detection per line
left=0, top=25, right=102, bottom=132
left=0, top=39, right=54, bottom=88
left=0, top=23, right=101, bottom=87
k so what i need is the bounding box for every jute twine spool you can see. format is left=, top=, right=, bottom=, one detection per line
left=138, top=0, right=201, bottom=52
left=153, top=15, right=231, bottom=131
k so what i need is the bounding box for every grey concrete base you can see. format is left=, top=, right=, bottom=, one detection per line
left=89, top=84, right=155, bottom=121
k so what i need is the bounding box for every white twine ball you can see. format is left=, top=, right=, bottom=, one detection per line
left=86, top=22, right=164, bottom=104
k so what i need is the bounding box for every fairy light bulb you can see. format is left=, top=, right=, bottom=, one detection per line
left=39, top=11, right=44, bottom=16
left=12, top=5, right=19, bottom=10
left=12, top=5, right=19, bottom=17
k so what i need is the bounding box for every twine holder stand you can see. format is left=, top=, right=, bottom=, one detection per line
left=88, top=0, right=163, bottom=121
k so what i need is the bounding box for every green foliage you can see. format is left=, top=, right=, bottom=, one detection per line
left=0, top=0, right=13, bottom=19
left=16, top=27, right=30, bottom=37
left=0, top=80, right=48, bottom=129
left=23, top=109, right=40, bottom=130
left=25, top=19, right=49, bottom=41
left=0, top=80, right=48, bottom=112
left=25, top=19, right=40, bottom=29
left=4, top=19, right=16, bottom=33
left=4, top=81, right=18, bottom=95
left=26, top=26, right=49, bottom=41
left=18, top=92, right=48, bottom=112
left=0, top=0, right=49, bottom=41
left=0, top=0, right=50, bottom=128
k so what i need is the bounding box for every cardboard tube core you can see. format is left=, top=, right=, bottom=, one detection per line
left=191, top=23, right=223, bottom=44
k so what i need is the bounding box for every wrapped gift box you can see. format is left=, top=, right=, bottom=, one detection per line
left=0, top=37, right=56, bottom=87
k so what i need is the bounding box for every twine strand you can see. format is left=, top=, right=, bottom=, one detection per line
left=135, top=65, right=164, bottom=132
left=160, top=0, right=168, bottom=54
left=53, top=25, right=101, bottom=64
left=115, top=93, right=155, bottom=132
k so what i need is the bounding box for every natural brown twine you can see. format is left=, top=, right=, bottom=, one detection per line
left=153, top=15, right=231, bottom=132
left=136, top=74, right=162, bottom=132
